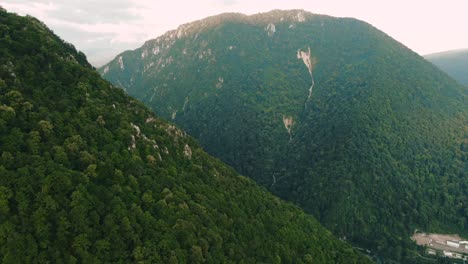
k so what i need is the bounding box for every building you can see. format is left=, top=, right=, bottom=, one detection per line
left=447, top=240, right=459, bottom=248
left=443, top=251, right=465, bottom=259
left=459, top=241, right=468, bottom=249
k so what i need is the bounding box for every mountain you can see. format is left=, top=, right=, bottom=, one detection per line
left=100, top=9, right=468, bottom=262
left=425, top=49, right=468, bottom=85
left=0, top=9, right=371, bottom=263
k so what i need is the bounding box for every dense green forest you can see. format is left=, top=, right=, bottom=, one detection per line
left=101, top=10, right=468, bottom=263
left=0, top=9, right=372, bottom=263
left=425, top=49, right=468, bottom=85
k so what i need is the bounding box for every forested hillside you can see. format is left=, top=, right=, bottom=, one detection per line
left=101, top=10, right=468, bottom=262
left=0, top=9, right=371, bottom=263
left=425, top=49, right=468, bottom=85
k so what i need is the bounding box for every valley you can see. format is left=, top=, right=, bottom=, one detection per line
left=0, top=9, right=371, bottom=263
left=1, top=3, right=467, bottom=263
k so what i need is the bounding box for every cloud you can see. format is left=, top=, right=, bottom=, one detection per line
left=0, top=0, right=153, bottom=66
left=70, top=0, right=144, bottom=24
left=1, top=1, right=57, bottom=19
left=1, top=0, right=467, bottom=66
left=221, top=0, right=238, bottom=6
left=4, top=0, right=142, bottom=23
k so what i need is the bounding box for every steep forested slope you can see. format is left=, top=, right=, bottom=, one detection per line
left=101, top=10, right=468, bottom=262
left=0, top=9, right=371, bottom=263
left=425, top=49, right=468, bottom=85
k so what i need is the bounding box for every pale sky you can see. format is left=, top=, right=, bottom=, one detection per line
left=1, top=0, right=467, bottom=66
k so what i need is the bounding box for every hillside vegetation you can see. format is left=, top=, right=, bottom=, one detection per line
left=0, top=9, right=371, bottom=263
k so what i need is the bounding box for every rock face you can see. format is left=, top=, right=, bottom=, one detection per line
left=297, top=47, right=316, bottom=100
left=282, top=115, right=294, bottom=139
left=101, top=9, right=468, bottom=262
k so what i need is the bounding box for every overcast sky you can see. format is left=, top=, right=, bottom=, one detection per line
left=1, top=0, right=467, bottom=66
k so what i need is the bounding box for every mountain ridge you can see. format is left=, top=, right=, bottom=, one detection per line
left=425, top=49, right=468, bottom=85
left=425, top=48, right=468, bottom=58
left=142, top=9, right=319, bottom=45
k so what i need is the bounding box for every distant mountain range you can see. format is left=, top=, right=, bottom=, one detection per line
left=425, top=49, right=468, bottom=85
left=101, top=9, right=468, bottom=263
left=0, top=8, right=371, bottom=263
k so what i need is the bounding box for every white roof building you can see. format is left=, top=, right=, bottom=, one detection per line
left=446, top=240, right=459, bottom=248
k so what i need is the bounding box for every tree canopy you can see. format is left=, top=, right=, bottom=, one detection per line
left=101, top=10, right=468, bottom=263
left=0, top=9, right=371, bottom=263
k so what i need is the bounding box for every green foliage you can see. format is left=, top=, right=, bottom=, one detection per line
left=101, top=10, right=468, bottom=263
left=0, top=9, right=370, bottom=263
